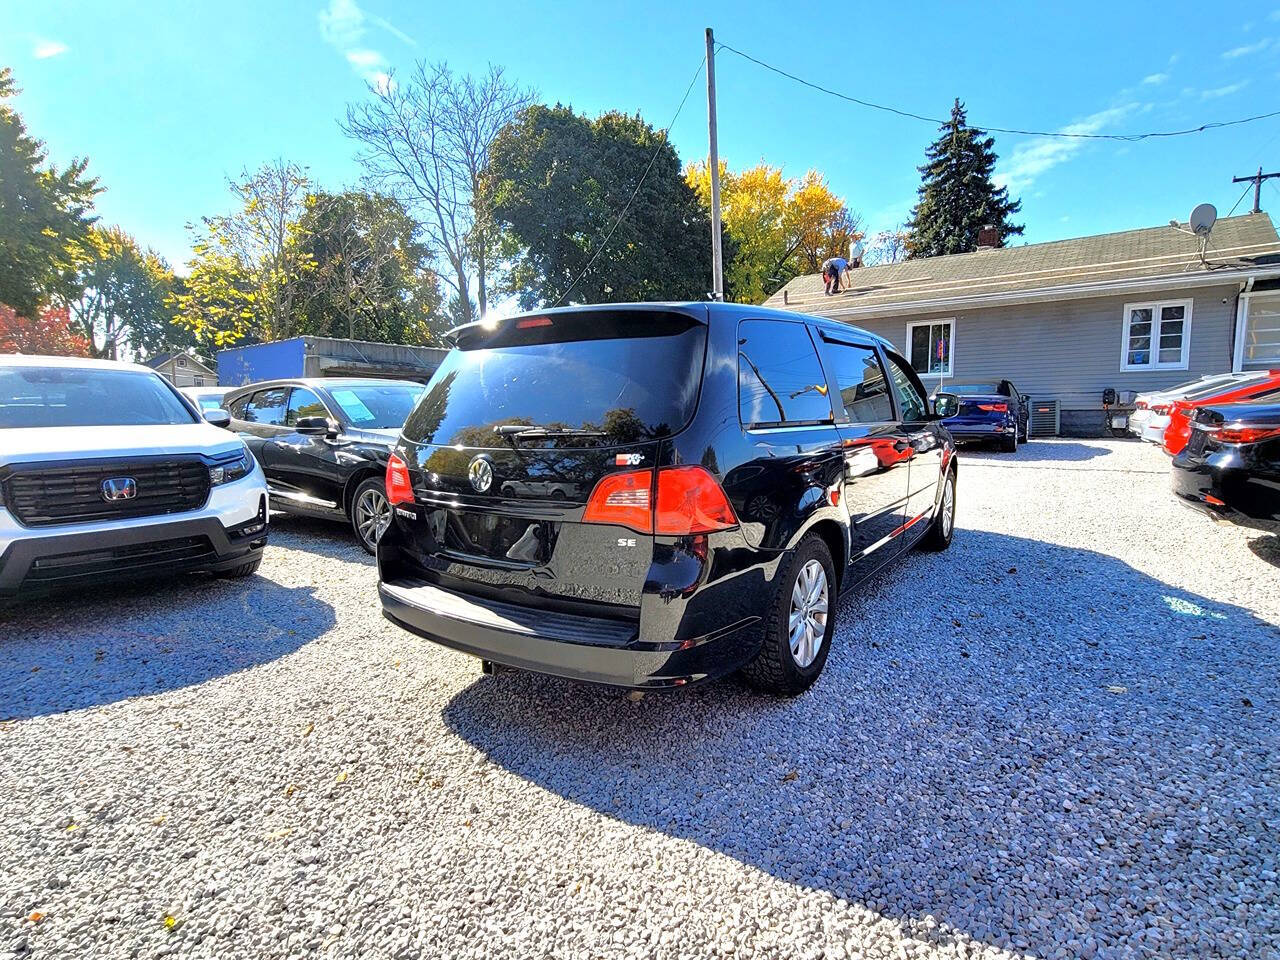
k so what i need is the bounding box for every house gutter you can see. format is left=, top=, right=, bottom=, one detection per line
left=789, top=263, right=1280, bottom=321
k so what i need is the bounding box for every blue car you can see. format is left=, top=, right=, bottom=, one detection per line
left=933, top=379, right=1030, bottom=452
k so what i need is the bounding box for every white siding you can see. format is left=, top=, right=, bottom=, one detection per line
left=838, top=284, right=1239, bottom=409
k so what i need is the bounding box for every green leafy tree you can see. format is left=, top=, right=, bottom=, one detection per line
left=905, top=99, right=1023, bottom=259
left=293, top=190, right=445, bottom=344
left=0, top=67, right=100, bottom=318
left=68, top=226, right=184, bottom=359
left=175, top=161, right=310, bottom=346
left=488, top=104, right=714, bottom=309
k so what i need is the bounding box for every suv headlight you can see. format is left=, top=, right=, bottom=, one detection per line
left=209, top=448, right=253, bottom=486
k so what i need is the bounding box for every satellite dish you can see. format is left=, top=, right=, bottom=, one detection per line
left=1188, top=203, right=1217, bottom=237
left=849, top=240, right=864, bottom=262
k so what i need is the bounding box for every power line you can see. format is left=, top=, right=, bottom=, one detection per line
left=553, top=55, right=707, bottom=307
left=1225, top=180, right=1255, bottom=218
left=715, top=39, right=1280, bottom=142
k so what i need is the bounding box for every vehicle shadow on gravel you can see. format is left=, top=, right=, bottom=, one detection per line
left=964, top=440, right=1116, bottom=463
left=0, top=576, right=334, bottom=721
left=442, top=531, right=1279, bottom=958
left=268, top=513, right=369, bottom=562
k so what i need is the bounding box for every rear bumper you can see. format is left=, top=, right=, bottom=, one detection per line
left=944, top=422, right=1010, bottom=440
left=1171, top=452, right=1280, bottom=534
left=379, top=577, right=759, bottom=689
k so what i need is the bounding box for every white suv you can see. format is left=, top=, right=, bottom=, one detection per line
left=0, top=355, right=269, bottom=598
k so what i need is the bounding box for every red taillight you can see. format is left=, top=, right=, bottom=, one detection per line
left=976, top=402, right=1008, bottom=413
left=516, top=316, right=552, bottom=329
left=582, top=469, right=653, bottom=533
left=582, top=466, right=738, bottom=536
left=1213, top=425, right=1280, bottom=445
left=1136, top=401, right=1148, bottom=410
left=655, top=466, right=738, bottom=535
left=386, top=453, right=414, bottom=506
left=1152, top=404, right=1171, bottom=415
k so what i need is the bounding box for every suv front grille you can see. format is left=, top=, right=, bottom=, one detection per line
left=4, top=457, right=211, bottom=527
left=24, top=536, right=216, bottom=585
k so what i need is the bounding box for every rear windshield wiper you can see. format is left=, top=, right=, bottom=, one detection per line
left=493, top=424, right=608, bottom=443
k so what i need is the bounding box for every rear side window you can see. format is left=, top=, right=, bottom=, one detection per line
left=402, top=311, right=707, bottom=446
left=227, top=393, right=250, bottom=418
left=738, top=320, right=834, bottom=427
left=286, top=388, right=328, bottom=425
left=819, top=339, right=892, bottom=424
left=883, top=352, right=928, bottom=423
left=244, top=388, right=288, bottom=425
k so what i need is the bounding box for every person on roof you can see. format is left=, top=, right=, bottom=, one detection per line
left=822, top=256, right=849, bottom=295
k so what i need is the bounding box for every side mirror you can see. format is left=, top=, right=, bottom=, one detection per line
left=204, top=408, right=232, bottom=429
left=296, top=416, right=339, bottom=439
left=932, top=395, right=959, bottom=419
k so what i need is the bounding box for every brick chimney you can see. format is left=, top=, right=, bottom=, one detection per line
left=976, top=224, right=999, bottom=250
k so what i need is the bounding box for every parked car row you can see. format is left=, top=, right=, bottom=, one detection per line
left=2, top=302, right=961, bottom=696
left=1131, top=370, right=1280, bottom=535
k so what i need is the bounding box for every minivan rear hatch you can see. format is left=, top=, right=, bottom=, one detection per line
left=392, top=307, right=708, bottom=610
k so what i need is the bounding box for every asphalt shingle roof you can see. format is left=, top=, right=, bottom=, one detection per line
left=765, top=212, right=1280, bottom=313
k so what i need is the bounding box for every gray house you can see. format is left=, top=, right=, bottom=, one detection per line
left=146, top=351, right=217, bottom=387
left=765, top=212, right=1280, bottom=435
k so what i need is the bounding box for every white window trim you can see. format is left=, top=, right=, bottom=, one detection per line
left=1234, top=290, right=1280, bottom=372
left=904, top=317, right=955, bottom=378
left=1120, top=298, right=1192, bottom=372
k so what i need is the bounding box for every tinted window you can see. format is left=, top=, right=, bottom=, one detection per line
left=884, top=352, right=928, bottom=422
left=286, top=388, right=328, bottom=426
left=227, top=393, right=250, bottom=419
left=244, top=388, right=288, bottom=425
left=820, top=339, right=892, bottom=424
left=404, top=312, right=706, bottom=446
left=327, top=383, right=423, bottom=429
left=738, top=320, right=834, bottom=427
left=0, top=367, right=196, bottom=428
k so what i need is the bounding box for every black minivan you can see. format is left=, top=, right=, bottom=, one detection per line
left=377, top=303, right=956, bottom=695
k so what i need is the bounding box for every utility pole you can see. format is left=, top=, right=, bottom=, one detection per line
left=1233, top=166, right=1280, bottom=214
left=705, top=27, right=724, bottom=301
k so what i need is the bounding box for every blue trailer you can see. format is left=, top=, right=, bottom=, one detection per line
left=217, top=336, right=447, bottom=386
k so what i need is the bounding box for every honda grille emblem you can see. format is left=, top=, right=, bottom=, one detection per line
left=101, top=476, right=138, bottom=502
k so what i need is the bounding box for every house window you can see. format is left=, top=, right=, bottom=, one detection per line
left=1235, top=292, right=1280, bottom=372
left=906, top=319, right=953, bottom=377
left=1121, top=299, right=1192, bottom=371
left=194, top=376, right=205, bottom=386
left=177, top=357, right=187, bottom=367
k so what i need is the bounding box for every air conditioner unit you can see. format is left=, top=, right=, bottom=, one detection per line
left=1029, top=400, right=1060, bottom=438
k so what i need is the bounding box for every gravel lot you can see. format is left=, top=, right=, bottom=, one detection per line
left=2, top=439, right=1277, bottom=960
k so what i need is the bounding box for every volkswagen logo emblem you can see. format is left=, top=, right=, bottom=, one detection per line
left=467, top=456, right=494, bottom=494
left=101, top=476, right=137, bottom=502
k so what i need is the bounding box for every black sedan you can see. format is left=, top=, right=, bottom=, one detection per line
left=932, top=380, right=1030, bottom=452
left=222, top=378, right=425, bottom=552
left=1172, top=396, right=1280, bottom=534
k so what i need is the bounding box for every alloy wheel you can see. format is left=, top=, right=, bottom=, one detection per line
left=941, top=474, right=955, bottom=538
left=788, top=559, right=829, bottom=668
left=355, top=487, right=391, bottom=549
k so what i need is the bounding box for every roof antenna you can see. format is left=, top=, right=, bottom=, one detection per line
left=1169, top=202, right=1217, bottom=265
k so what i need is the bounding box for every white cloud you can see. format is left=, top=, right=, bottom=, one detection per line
left=1222, top=38, right=1271, bottom=58
left=32, top=40, right=68, bottom=59
left=319, top=0, right=412, bottom=86
left=993, top=104, right=1137, bottom=195
left=1142, top=72, right=1169, bottom=85
left=1200, top=80, right=1250, bottom=100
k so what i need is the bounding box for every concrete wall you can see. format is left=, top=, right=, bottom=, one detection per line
left=829, top=284, right=1239, bottom=436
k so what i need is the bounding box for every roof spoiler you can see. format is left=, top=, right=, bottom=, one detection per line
left=445, top=304, right=710, bottom=347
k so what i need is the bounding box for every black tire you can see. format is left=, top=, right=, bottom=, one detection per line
left=920, top=468, right=956, bottom=552
left=1001, top=429, right=1018, bottom=453
left=216, top=558, right=261, bottom=579
left=741, top=534, right=836, bottom=696
left=350, top=476, right=391, bottom=555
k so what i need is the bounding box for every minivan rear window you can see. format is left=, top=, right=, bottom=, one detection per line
left=402, top=311, right=707, bottom=447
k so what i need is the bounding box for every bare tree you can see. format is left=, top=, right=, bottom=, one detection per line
left=342, top=63, right=532, bottom=323
left=864, top=225, right=910, bottom=266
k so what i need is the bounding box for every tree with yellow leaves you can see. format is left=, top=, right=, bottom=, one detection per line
left=686, top=161, right=861, bottom=304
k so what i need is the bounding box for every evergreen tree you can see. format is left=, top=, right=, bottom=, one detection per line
left=905, top=99, right=1022, bottom=259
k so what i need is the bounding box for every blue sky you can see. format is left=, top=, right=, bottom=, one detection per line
left=4, top=0, right=1280, bottom=271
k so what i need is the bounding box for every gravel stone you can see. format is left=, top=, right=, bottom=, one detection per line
left=1, top=440, right=1277, bottom=959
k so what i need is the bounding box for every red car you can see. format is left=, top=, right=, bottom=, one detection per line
left=1163, top=371, right=1280, bottom=456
